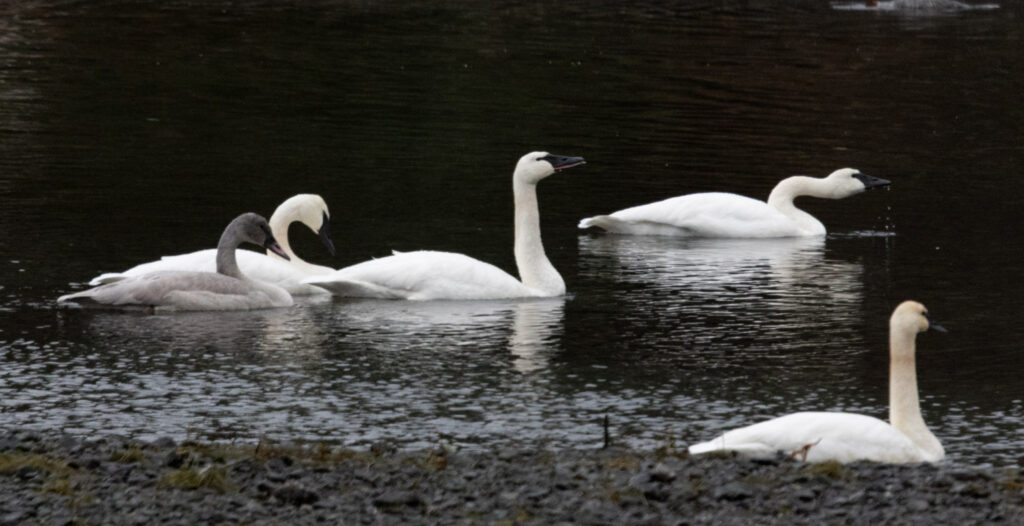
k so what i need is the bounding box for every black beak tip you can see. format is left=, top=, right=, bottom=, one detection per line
left=929, top=323, right=948, bottom=333
left=318, top=212, right=336, bottom=257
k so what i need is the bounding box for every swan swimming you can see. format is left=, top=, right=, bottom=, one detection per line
left=688, top=301, right=946, bottom=464
left=578, top=168, right=890, bottom=238
left=88, top=194, right=335, bottom=295
left=58, top=213, right=294, bottom=312
left=832, top=0, right=999, bottom=11
left=303, top=151, right=585, bottom=300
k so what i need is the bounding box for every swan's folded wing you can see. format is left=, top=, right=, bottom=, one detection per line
left=303, top=250, right=532, bottom=300
left=688, top=412, right=932, bottom=464
left=589, top=193, right=799, bottom=238
left=63, top=271, right=293, bottom=311
left=88, top=249, right=219, bottom=286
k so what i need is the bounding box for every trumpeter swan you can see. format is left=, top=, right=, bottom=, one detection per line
left=58, top=213, right=294, bottom=311
left=579, top=168, right=890, bottom=238
left=687, top=301, right=946, bottom=463
left=88, top=194, right=335, bottom=295
left=303, top=152, right=585, bottom=300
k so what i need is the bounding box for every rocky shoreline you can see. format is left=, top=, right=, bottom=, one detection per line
left=1, top=428, right=1022, bottom=525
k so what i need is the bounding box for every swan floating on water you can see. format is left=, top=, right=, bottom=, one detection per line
left=832, top=0, right=999, bottom=11
left=578, top=168, right=890, bottom=238
left=59, top=213, right=294, bottom=312
left=303, top=152, right=585, bottom=300
left=688, top=301, right=946, bottom=464
left=88, top=194, right=335, bottom=295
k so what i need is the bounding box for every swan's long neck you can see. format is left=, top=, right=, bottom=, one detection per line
left=513, top=179, right=565, bottom=296
left=766, top=176, right=827, bottom=235
left=268, top=214, right=303, bottom=264
left=215, top=225, right=245, bottom=279
left=889, top=329, right=943, bottom=457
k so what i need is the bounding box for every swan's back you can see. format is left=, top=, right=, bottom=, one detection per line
left=61, top=270, right=293, bottom=311
left=581, top=192, right=818, bottom=238
left=305, top=250, right=535, bottom=300
left=89, top=249, right=331, bottom=295
left=688, top=412, right=940, bottom=464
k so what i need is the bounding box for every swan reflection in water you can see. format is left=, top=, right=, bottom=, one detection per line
left=577, top=235, right=867, bottom=354
left=67, top=295, right=335, bottom=361
left=69, top=293, right=565, bottom=374
left=321, top=296, right=565, bottom=374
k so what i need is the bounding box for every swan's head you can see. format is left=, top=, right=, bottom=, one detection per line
left=514, top=151, right=586, bottom=185
left=822, top=168, right=891, bottom=198
left=277, top=194, right=335, bottom=256
left=232, top=212, right=290, bottom=261
left=890, top=300, right=946, bottom=339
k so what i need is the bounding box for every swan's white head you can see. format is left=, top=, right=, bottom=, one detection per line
left=890, top=300, right=946, bottom=346
left=822, top=168, right=891, bottom=198
left=275, top=194, right=335, bottom=256
left=514, top=151, right=586, bottom=185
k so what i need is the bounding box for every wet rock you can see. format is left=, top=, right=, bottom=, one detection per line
left=152, top=437, right=176, bottom=450
left=714, top=481, right=754, bottom=501
left=648, top=462, right=676, bottom=483
left=373, top=490, right=422, bottom=508
left=273, top=482, right=319, bottom=506
left=907, top=498, right=930, bottom=512
left=165, top=450, right=187, bottom=469
left=370, top=440, right=397, bottom=457
left=1, top=511, right=26, bottom=526
left=16, top=465, right=43, bottom=482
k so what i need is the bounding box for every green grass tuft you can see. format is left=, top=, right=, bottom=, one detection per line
left=161, top=465, right=236, bottom=493
left=0, top=453, right=74, bottom=477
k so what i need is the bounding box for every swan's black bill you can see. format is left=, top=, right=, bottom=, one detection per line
left=265, top=237, right=291, bottom=261
left=853, top=172, right=891, bottom=189
left=924, top=313, right=947, bottom=333
left=319, top=211, right=336, bottom=257
left=542, top=154, right=586, bottom=171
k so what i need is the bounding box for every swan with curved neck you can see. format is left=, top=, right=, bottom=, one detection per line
left=303, top=152, right=585, bottom=300
left=59, top=213, right=294, bottom=311
left=578, top=168, right=890, bottom=238
left=88, top=194, right=335, bottom=295
left=688, top=301, right=945, bottom=463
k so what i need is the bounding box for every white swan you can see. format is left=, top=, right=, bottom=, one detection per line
left=58, top=213, right=294, bottom=311
left=832, top=0, right=999, bottom=11
left=688, top=301, right=946, bottom=464
left=578, top=168, right=890, bottom=238
left=302, top=152, right=585, bottom=300
left=88, top=194, right=335, bottom=295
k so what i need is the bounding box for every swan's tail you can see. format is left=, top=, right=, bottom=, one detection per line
left=88, top=273, right=127, bottom=286
left=688, top=439, right=775, bottom=457
left=578, top=215, right=613, bottom=230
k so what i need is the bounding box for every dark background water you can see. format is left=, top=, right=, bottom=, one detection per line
left=1, top=1, right=1022, bottom=466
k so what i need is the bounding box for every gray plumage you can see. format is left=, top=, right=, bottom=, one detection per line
left=58, top=213, right=294, bottom=311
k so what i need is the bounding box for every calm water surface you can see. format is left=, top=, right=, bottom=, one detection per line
left=1, top=1, right=1022, bottom=467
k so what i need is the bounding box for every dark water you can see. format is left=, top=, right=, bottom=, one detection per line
left=1, top=1, right=1022, bottom=466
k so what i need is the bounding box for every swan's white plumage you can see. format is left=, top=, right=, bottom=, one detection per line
left=688, top=301, right=944, bottom=464
left=59, top=213, right=294, bottom=312
left=688, top=412, right=938, bottom=464
left=580, top=192, right=811, bottom=238
left=304, top=151, right=585, bottom=300
left=304, top=250, right=537, bottom=300
left=89, top=194, right=334, bottom=295
left=579, top=168, right=889, bottom=238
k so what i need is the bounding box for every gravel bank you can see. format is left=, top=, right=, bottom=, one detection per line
left=1, top=428, right=1022, bottom=525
